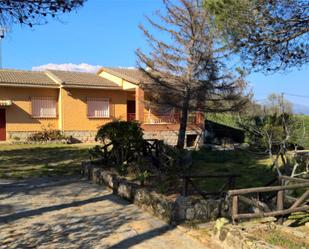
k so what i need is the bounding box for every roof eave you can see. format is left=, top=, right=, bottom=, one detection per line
left=98, top=67, right=141, bottom=85
left=62, top=84, right=122, bottom=90
left=0, top=83, right=59, bottom=88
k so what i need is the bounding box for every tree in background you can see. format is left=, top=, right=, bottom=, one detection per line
left=206, top=0, right=309, bottom=72
left=0, top=0, right=84, bottom=28
left=136, top=0, right=248, bottom=148
left=238, top=93, right=308, bottom=177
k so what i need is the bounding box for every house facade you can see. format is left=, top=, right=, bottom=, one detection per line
left=0, top=68, right=204, bottom=147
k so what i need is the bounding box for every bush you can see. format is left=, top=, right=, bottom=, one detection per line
left=95, top=120, right=143, bottom=144
left=92, top=121, right=144, bottom=175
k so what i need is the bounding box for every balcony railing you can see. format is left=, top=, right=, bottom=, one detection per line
left=127, top=113, right=136, bottom=121
left=143, top=112, right=204, bottom=125
left=144, top=114, right=180, bottom=124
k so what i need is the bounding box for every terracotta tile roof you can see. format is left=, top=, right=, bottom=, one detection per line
left=47, top=70, right=121, bottom=89
left=99, top=67, right=149, bottom=84
left=0, top=69, right=58, bottom=87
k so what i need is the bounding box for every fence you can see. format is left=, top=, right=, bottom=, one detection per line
left=182, top=173, right=240, bottom=199
left=228, top=175, right=309, bottom=224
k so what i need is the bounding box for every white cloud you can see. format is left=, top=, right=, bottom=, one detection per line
left=32, top=63, right=102, bottom=73
left=118, top=66, right=136, bottom=69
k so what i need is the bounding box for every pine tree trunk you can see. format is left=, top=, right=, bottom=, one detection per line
left=177, top=100, right=189, bottom=149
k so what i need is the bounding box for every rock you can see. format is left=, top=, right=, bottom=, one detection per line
left=186, top=208, right=195, bottom=220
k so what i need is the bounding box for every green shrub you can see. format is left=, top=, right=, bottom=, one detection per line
left=93, top=121, right=144, bottom=174
left=137, top=170, right=151, bottom=186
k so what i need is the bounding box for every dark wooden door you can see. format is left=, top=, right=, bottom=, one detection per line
left=0, top=109, right=6, bottom=141
left=127, top=101, right=136, bottom=121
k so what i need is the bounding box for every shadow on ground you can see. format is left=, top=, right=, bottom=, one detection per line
left=0, top=145, right=91, bottom=178
left=0, top=177, right=201, bottom=249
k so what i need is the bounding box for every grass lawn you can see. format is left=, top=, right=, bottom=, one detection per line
left=0, top=143, right=93, bottom=179
left=190, top=148, right=277, bottom=191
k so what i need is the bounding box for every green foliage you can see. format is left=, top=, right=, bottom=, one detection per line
left=206, top=113, right=240, bottom=129
left=137, top=170, right=151, bottom=186
left=27, top=124, right=66, bottom=142
left=95, top=120, right=144, bottom=144
left=293, top=115, right=309, bottom=149
left=158, top=143, right=192, bottom=176
left=288, top=212, right=309, bottom=226
left=191, top=148, right=276, bottom=189
left=206, top=0, right=309, bottom=72
left=239, top=113, right=304, bottom=151
left=93, top=121, right=144, bottom=175
left=92, top=120, right=189, bottom=184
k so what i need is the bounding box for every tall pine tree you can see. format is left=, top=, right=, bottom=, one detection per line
left=137, top=0, right=248, bottom=148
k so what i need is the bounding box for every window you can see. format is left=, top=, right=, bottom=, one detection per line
left=87, top=98, right=109, bottom=118
left=31, top=97, right=57, bottom=118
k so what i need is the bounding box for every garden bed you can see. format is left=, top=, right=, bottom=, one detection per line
left=81, top=161, right=229, bottom=224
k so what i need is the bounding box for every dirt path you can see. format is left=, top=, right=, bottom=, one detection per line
left=0, top=177, right=206, bottom=249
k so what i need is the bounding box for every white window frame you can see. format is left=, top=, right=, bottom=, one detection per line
left=87, top=97, right=110, bottom=119
left=31, top=97, right=57, bottom=118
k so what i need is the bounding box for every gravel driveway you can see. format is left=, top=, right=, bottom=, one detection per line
left=0, top=177, right=206, bottom=249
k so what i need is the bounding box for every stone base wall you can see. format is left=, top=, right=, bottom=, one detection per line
left=143, top=130, right=204, bottom=148
left=8, top=129, right=204, bottom=147
left=8, top=131, right=33, bottom=141
left=7, top=130, right=97, bottom=143
left=81, top=162, right=229, bottom=224
left=63, top=131, right=97, bottom=142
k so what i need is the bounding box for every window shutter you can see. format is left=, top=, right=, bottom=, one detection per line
left=87, top=98, right=110, bottom=118
left=31, top=97, right=57, bottom=118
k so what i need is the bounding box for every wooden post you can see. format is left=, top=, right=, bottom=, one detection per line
left=291, top=190, right=309, bottom=209
left=277, top=179, right=284, bottom=224
left=232, top=195, right=238, bottom=224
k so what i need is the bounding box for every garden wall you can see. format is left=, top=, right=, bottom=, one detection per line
left=81, top=161, right=229, bottom=224
left=8, top=130, right=96, bottom=143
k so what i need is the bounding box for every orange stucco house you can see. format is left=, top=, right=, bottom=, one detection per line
left=0, top=68, right=204, bottom=147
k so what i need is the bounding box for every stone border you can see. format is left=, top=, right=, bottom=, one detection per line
left=81, top=161, right=229, bottom=224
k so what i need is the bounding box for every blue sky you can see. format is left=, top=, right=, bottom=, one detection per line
left=2, top=0, right=309, bottom=110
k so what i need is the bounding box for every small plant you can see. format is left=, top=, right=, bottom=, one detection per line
left=27, top=123, right=67, bottom=142
left=137, top=170, right=151, bottom=186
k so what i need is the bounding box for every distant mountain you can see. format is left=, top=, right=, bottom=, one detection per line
left=293, top=103, right=309, bottom=114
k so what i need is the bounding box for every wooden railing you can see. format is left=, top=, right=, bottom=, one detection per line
left=228, top=176, right=309, bottom=224
left=143, top=112, right=204, bottom=125
left=182, top=173, right=240, bottom=199
left=127, top=113, right=136, bottom=121
left=144, top=113, right=180, bottom=124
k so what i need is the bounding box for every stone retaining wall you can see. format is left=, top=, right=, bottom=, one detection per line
left=81, top=162, right=229, bottom=223
left=8, top=130, right=97, bottom=143
left=144, top=130, right=204, bottom=148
